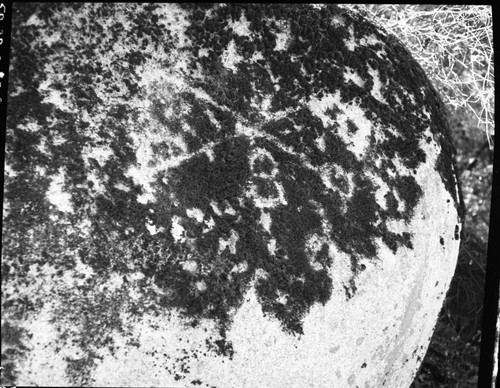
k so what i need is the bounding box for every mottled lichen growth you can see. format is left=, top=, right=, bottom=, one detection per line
left=4, top=3, right=462, bottom=384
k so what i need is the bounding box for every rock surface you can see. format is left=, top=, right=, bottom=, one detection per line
left=3, top=3, right=464, bottom=387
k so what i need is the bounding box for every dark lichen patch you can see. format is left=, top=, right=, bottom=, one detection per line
left=315, top=243, right=333, bottom=269
left=329, top=172, right=350, bottom=195
left=252, top=176, right=279, bottom=198
left=436, top=150, right=465, bottom=222
left=346, top=119, right=359, bottom=134
left=257, top=198, right=332, bottom=334
left=325, top=105, right=343, bottom=121
left=396, top=175, right=423, bottom=219
left=168, top=137, right=251, bottom=209
left=252, top=154, right=275, bottom=175
left=379, top=227, right=413, bottom=254
left=340, top=177, right=380, bottom=258
left=384, top=191, right=401, bottom=219
left=150, top=141, right=171, bottom=160
left=1, top=321, right=31, bottom=386
left=379, top=132, right=426, bottom=171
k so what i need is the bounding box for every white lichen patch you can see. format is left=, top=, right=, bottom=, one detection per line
left=8, top=84, right=26, bottom=98
left=367, top=64, right=387, bottom=104
left=3, top=163, right=17, bottom=182
left=106, top=272, right=124, bottom=292
left=26, top=13, right=45, bottom=26
left=218, top=229, right=239, bottom=255
left=46, top=168, right=74, bottom=213
left=231, top=260, right=249, bottom=274
left=125, top=104, right=194, bottom=203
left=308, top=91, right=374, bottom=159
left=85, top=170, right=107, bottom=196
left=34, top=137, right=49, bottom=156
left=259, top=210, right=272, bottom=232
left=343, top=25, right=357, bottom=51
left=124, top=227, right=136, bottom=236
left=205, top=147, right=215, bottom=162
left=235, top=120, right=266, bottom=140
left=35, top=165, right=46, bottom=177
left=254, top=268, right=270, bottom=281
left=305, top=234, right=330, bottom=271
left=51, top=133, right=67, bottom=147
left=145, top=222, right=158, bottom=235
left=18, top=121, right=42, bottom=133
left=267, top=238, right=277, bottom=256
left=16, top=307, right=71, bottom=385
left=181, top=260, right=199, bottom=274
left=331, top=13, right=346, bottom=27
left=137, top=191, right=156, bottom=205
left=205, top=108, right=221, bottom=130
left=196, top=280, right=208, bottom=292
left=275, top=289, right=288, bottom=305
left=343, top=67, right=364, bottom=87
left=306, top=93, right=341, bottom=128
left=315, top=134, right=326, bottom=152
left=371, top=125, right=388, bottom=145
left=319, top=163, right=355, bottom=203
left=186, top=207, right=205, bottom=223
left=337, top=106, right=374, bottom=159
left=224, top=203, right=237, bottom=216
left=389, top=156, right=414, bottom=179
left=250, top=50, right=265, bottom=63
left=82, top=144, right=115, bottom=168
left=317, top=165, right=337, bottom=192
left=210, top=201, right=223, bottom=216
left=114, top=182, right=130, bottom=192
left=360, top=33, right=383, bottom=46
left=364, top=171, right=391, bottom=211
left=229, top=11, right=252, bottom=37
left=204, top=217, right=216, bottom=232
left=274, top=24, right=291, bottom=51
left=171, top=216, right=186, bottom=242
left=154, top=4, right=191, bottom=47
left=39, top=79, right=76, bottom=113
left=221, top=39, right=244, bottom=72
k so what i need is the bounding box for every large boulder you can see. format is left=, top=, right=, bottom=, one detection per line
left=3, top=3, right=464, bottom=387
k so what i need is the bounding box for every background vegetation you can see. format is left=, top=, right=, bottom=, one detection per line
left=348, top=4, right=494, bottom=387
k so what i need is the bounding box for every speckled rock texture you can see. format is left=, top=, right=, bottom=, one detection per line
left=3, top=3, right=464, bottom=387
